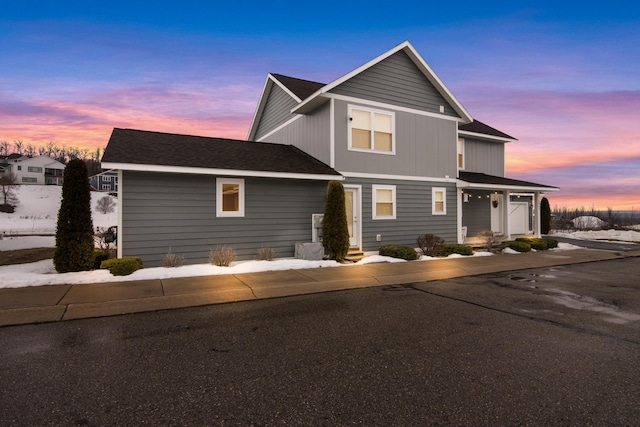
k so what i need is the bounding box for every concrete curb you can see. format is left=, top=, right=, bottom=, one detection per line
left=1, top=248, right=637, bottom=327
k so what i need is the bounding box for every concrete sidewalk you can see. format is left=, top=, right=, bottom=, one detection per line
left=2, top=248, right=639, bottom=327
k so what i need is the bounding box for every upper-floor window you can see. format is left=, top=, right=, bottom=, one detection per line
left=28, top=166, right=43, bottom=173
left=216, top=178, right=245, bottom=217
left=348, top=106, right=395, bottom=154
left=22, top=177, right=37, bottom=183
left=457, top=138, right=465, bottom=170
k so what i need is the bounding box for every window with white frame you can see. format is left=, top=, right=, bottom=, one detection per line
left=28, top=166, right=43, bottom=173
left=372, top=185, right=396, bottom=219
left=216, top=178, right=245, bottom=217
left=457, top=138, right=465, bottom=170
left=349, top=106, right=395, bottom=154
left=432, top=187, right=446, bottom=215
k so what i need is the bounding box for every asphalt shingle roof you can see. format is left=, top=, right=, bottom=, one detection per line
left=459, top=171, right=557, bottom=189
left=459, top=120, right=516, bottom=140
left=102, top=128, right=341, bottom=177
left=270, top=73, right=325, bottom=100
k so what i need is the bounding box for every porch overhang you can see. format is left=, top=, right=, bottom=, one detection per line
left=457, top=171, right=558, bottom=193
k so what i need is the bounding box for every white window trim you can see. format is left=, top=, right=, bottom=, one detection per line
left=348, top=105, right=396, bottom=155
left=457, top=138, right=465, bottom=170
left=372, top=184, right=396, bottom=220
left=432, top=187, right=447, bottom=215
left=216, top=178, right=245, bottom=217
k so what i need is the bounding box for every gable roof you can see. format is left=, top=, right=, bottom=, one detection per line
left=290, top=41, right=473, bottom=122
left=459, top=171, right=558, bottom=191
left=102, top=128, right=342, bottom=181
left=270, top=74, right=325, bottom=101
left=459, top=120, right=517, bottom=142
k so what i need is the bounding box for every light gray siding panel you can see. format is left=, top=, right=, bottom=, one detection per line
left=463, top=138, right=505, bottom=176
left=334, top=100, right=457, bottom=178
left=462, top=196, right=491, bottom=236
left=121, top=171, right=327, bottom=267
left=254, top=84, right=299, bottom=140
left=261, top=102, right=331, bottom=165
left=330, top=51, right=459, bottom=117
left=344, top=177, right=458, bottom=252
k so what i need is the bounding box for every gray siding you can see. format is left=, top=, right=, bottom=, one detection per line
left=344, top=177, right=458, bottom=252
left=334, top=100, right=458, bottom=178
left=462, top=196, right=491, bottom=236
left=254, top=84, right=299, bottom=140
left=330, top=51, right=459, bottom=118
left=463, top=138, right=505, bottom=176
left=121, top=171, right=327, bottom=267
left=261, top=102, right=332, bottom=165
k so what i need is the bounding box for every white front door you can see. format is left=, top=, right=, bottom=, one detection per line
left=344, top=187, right=360, bottom=247
left=509, top=202, right=529, bottom=235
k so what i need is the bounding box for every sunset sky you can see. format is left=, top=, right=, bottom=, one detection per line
left=2, top=1, right=639, bottom=210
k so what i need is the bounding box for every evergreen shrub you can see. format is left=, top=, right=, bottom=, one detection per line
left=516, top=237, right=548, bottom=250
left=93, top=250, right=110, bottom=269
left=416, top=234, right=445, bottom=256
left=439, top=244, right=474, bottom=257
left=541, top=197, right=552, bottom=234
left=379, top=244, right=418, bottom=260
left=53, top=159, right=95, bottom=273
left=507, top=241, right=531, bottom=252
left=322, top=181, right=350, bottom=262
left=100, top=257, right=143, bottom=276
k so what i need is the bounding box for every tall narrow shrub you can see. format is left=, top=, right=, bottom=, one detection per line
left=322, top=181, right=350, bottom=261
left=541, top=197, right=551, bottom=235
left=54, top=159, right=95, bottom=272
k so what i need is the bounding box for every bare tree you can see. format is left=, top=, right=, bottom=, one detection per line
left=0, top=140, right=9, bottom=157
left=0, top=172, right=19, bottom=210
left=24, top=143, right=36, bottom=157
left=13, top=140, right=24, bottom=155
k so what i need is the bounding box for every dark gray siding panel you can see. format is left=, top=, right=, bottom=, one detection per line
left=463, top=138, right=505, bottom=176
left=330, top=51, right=459, bottom=117
left=254, top=84, right=299, bottom=140
left=121, top=171, right=327, bottom=267
left=462, top=195, right=491, bottom=236
left=344, top=177, right=458, bottom=252
left=262, top=102, right=331, bottom=165
left=334, top=100, right=457, bottom=178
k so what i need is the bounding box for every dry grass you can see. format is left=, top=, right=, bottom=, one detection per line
left=0, top=247, right=55, bottom=266
left=209, top=245, right=236, bottom=267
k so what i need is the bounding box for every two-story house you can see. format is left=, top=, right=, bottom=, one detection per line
left=102, top=41, right=557, bottom=267
left=89, top=169, right=118, bottom=192
left=2, top=155, right=65, bottom=185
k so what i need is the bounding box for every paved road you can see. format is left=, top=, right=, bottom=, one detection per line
left=1, top=258, right=639, bottom=426
left=550, top=235, right=639, bottom=251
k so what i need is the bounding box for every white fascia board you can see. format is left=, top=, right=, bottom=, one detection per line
left=101, top=162, right=344, bottom=182
left=247, top=74, right=303, bottom=141
left=326, top=93, right=464, bottom=123
left=342, top=171, right=456, bottom=183
left=458, top=130, right=517, bottom=143
left=456, top=179, right=559, bottom=192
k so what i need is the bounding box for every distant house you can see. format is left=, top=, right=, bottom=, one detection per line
left=102, top=40, right=558, bottom=267
left=2, top=155, right=65, bottom=185
left=89, top=169, right=118, bottom=192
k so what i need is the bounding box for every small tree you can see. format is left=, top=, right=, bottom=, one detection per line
left=0, top=172, right=19, bottom=211
left=321, top=181, right=350, bottom=262
left=95, top=195, right=116, bottom=214
left=54, top=159, right=95, bottom=272
left=540, top=197, right=551, bottom=235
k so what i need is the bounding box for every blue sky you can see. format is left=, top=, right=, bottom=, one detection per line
left=1, top=1, right=639, bottom=208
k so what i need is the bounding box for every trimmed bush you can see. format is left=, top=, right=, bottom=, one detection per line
left=93, top=250, right=110, bottom=269
left=379, top=244, right=419, bottom=261
left=545, top=239, right=559, bottom=249
left=439, top=244, right=474, bottom=257
left=416, top=234, right=445, bottom=256
left=100, top=257, right=143, bottom=276
left=516, top=237, right=548, bottom=250
left=322, top=181, right=350, bottom=262
left=507, top=241, right=531, bottom=252
left=54, top=159, right=95, bottom=273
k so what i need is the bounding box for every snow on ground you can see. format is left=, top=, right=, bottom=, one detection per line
left=0, top=189, right=636, bottom=289
left=552, top=229, right=640, bottom=243
left=571, top=215, right=607, bottom=229
left=1, top=185, right=116, bottom=236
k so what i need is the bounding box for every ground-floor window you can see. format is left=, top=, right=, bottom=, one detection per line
left=372, top=185, right=396, bottom=219
left=216, top=178, right=245, bottom=217
left=432, top=187, right=446, bottom=215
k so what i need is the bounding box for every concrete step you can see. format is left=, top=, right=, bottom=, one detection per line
left=345, top=248, right=365, bottom=262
